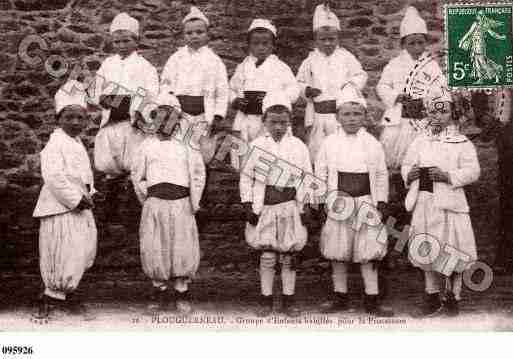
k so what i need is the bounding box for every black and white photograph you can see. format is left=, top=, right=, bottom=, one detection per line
left=1, top=0, right=513, bottom=344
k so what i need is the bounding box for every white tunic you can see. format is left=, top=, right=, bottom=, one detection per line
left=297, top=47, right=368, bottom=160
left=33, top=128, right=95, bottom=217
left=240, top=133, right=312, bottom=252
left=131, top=136, right=206, bottom=213
left=160, top=46, right=229, bottom=124
left=230, top=55, right=300, bottom=143
left=376, top=50, right=444, bottom=170
left=91, top=52, right=159, bottom=128
left=401, top=132, right=480, bottom=272
left=315, top=128, right=388, bottom=262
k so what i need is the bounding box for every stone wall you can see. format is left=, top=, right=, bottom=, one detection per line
left=1, top=0, right=487, bottom=276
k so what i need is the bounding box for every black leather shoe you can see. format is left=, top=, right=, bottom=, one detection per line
left=281, top=295, right=301, bottom=317
left=364, top=294, right=394, bottom=317
left=414, top=293, right=443, bottom=318
left=444, top=293, right=460, bottom=317
left=256, top=295, right=274, bottom=317
left=320, top=293, right=349, bottom=313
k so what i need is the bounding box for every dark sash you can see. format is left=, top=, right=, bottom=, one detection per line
left=313, top=100, right=337, bottom=114
left=147, top=183, right=190, bottom=200
left=337, top=172, right=371, bottom=197
left=106, top=95, right=131, bottom=123
left=264, top=185, right=297, bottom=205
left=419, top=167, right=434, bottom=193
left=177, top=95, right=205, bottom=116
left=243, top=91, right=266, bottom=115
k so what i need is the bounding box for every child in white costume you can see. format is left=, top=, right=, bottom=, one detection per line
left=132, top=92, right=206, bottom=314
left=92, top=12, right=159, bottom=176
left=376, top=6, right=444, bottom=172
left=402, top=87, right=480, bottom=317
left=240, top=92, right=313, bottom=317
left=297, top=4, right=367, bottom=161
left=160, top=6, right=229, bottom=163
left=33, top=80, right=98, bottom=319
left=315, top=84, right=393, bottom=317
left=230, top=18, right=300, bottom=161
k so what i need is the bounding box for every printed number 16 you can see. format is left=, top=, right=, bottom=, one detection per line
left=453, top=62, right=469, bottom=81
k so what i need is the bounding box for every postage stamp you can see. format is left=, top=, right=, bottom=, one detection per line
left=445, top=2, right=513, bottom=89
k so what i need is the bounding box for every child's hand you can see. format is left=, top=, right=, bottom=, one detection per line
left=407, top=165, right=420, bottom=185
left=232, top=97, right=249, bottom=112
left=305, top=87, right=322, bottom=99
left=75, top=196, right=93, bottom=211
left=429, top=167, right=451, bottom=184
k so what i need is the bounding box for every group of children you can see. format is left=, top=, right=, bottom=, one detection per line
left=32, top=4, right=480, bottom=320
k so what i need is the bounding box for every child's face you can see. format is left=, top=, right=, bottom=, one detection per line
left=264, top=109, right=290, bottom=142
left=427, top=101, right=453, bottom=132
left=112, top=30, right=138, bottom=58
left=315, top=27, right=339, bottom=56
left=59, top=105, right=87, bottom=138
left=184, top=19, right=209, bottom=50
left=402, top=34, right=427, bottom=60
left=337, top=102, right=365, bottom=134
left=248, top=30, right=274, bottom=61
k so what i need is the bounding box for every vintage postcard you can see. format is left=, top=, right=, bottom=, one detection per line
left=1, top=1, right=513, bottom=351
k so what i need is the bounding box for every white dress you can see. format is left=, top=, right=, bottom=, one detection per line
left=315, top=128, right=388, bottom=262
left=33, top=128, right=97, bottom=300
left=91, top=52, right=159, bottom=176
left=240, top=133, right=312, bottom=252
left=401, top=131, right=480, bottom=273
left=297, top=47, right=368, bottom=161
left=132, top=136, right=206, bottom=281
left=376, top=50, right=443, bottom=172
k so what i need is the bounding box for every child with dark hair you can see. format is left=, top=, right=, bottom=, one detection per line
left=402, top=85, right=480, bottom=317
left=230, top=19, right=299, bottom=168
left=33, top=80, right=98, bottom=320
left=240, top=92, right=313, bottom=318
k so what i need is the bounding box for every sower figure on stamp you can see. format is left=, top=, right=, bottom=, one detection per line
left=160, top=6, right=229, bottom=165
left=376, top=6, right=444, bottom=271
left=315, top=84, right=393, bottom=317
left=402, top=84, right=480, bottom=317
left=297, top=3, right=367, bottom=163
left=229, top=18, right=300, bottom=170
left=132, top=92, right=206, bottom=315
left=240, top=92, right=314, bottom=318
left=90, top=12, right=159, bottom=234
left=33, top=80, right=98, bottom=321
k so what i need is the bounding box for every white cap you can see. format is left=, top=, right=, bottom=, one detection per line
left=155, top=91, right=181, bottom=110
left=336, top=83, right=367, bottom=109
left=55, top=80, right=88, bottom=114
left=313, top=4, right=340, bottom=31
left=248, top=19, right=277, bottom=37
left=183, top=6, right=209, bottom=27
left=110, top=12, right=139, bottom=36
left=400, top=6, right=428, bottom=38
left=262, top=91, right=292, bottom=113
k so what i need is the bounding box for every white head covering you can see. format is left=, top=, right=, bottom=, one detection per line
left=336, top=83, right=367, bottom=109
left=313, top=4, right=341, bottom=31
left=248, top=19, right=277, bottom=37
left=155, top=91, right=181, bottom=110
left=110, top=12, right=140, bottom=36
left=262, top=91, right=292, bottom=113
left=55, top=80, right=88, bottom=114
left=183, top=6, right=210, bottom=27
left=400, top=6, right=428, bottom=38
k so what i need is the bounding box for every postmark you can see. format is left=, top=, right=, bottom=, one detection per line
left=445, top=2, right=513, bottom=89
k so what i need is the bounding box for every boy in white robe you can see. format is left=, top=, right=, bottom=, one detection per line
left=402, top=87, right=480, bottom=317
left=160, top=6, right=229, bottom=164
left=315, top=84, right=393, bottom=317
left=33, top=80, right=98, bottom=320
left=132, top=92, right=206, bottom=314
left=240, top=92, right=314, bottom=317
left=91, top=12, right=159, bottom=230
left=297, top=4, right=368, bottom=162
left=230, top=19, right=300, bottom=168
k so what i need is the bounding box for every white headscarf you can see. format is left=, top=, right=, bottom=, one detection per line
left=336, top=83, right=367, bottom=109
left=248, top=19, right=277, bottom=37
left=110, top=12, right=139, bottom=36
left=400, top=6, right=428, bottom=38
left=262, top=91, right=292, bottom=113
left=313, top=4, right=341, bottom=31
left=183, top=6, right=210, bottom=26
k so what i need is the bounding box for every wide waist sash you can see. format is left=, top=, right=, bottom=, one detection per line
left=177, top=95, right=205, bottom=116
left=243, top=91, right=266, bottom=115
left=264, top=185, right=296, bottom=205
left=314, top=100, right=337, bottom=114
left=337, top=172, right=371, bottom=197
left=147, top=183, right=190, bottom=200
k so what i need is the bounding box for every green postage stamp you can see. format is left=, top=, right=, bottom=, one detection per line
left=445, top=3, right=513, bottom=89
